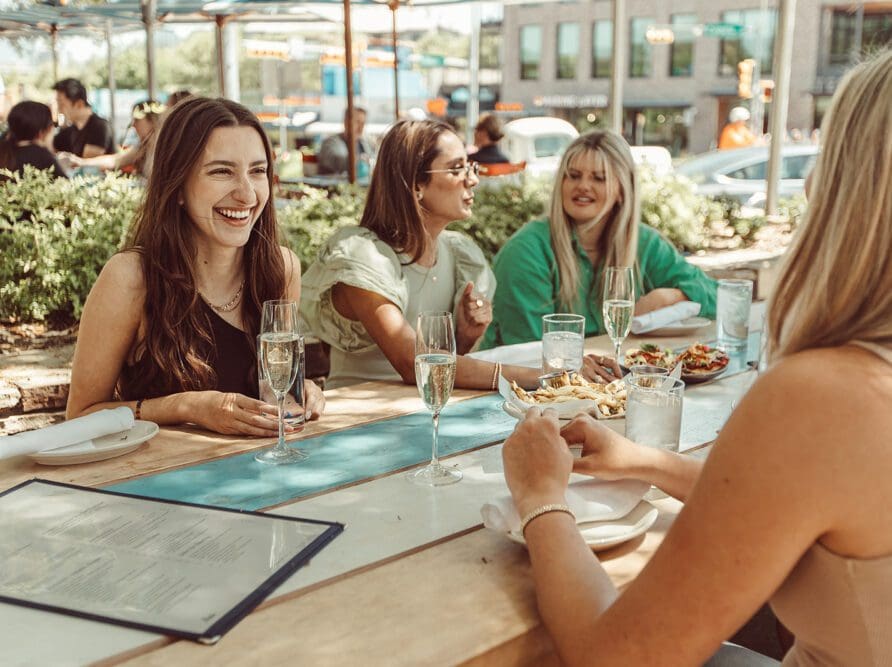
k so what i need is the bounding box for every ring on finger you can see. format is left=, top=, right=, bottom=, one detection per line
left=475, top=298, right=484, bottom=308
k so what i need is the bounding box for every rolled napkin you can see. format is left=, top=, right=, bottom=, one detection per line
left=631, top=301, right=702, bottom=335
left=0, top=407, right=135, bottom=460
left=481, top=476, right=650, bottom=534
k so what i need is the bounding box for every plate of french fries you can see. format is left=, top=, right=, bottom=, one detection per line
left=499, top=372, right=626, bottom=420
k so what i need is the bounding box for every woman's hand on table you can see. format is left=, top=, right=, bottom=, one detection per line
left=581, top=354, right=625, bottom=383
left=304, top=379, right=324, bottom=420
left=561, top=415, right=642, bottom=480
left=191, top=391, right=281, bottom=436
left=634, top=288, right=686, bottom=315
left=502, top=408, right=573, bottom=517
left=456, top=281, right=492, bottom=353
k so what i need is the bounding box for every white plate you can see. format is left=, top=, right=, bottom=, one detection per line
left=28, top=420, right=160, bottom=466
left=644, top=316, right=712, bottom=337
left=506, top=500, right=659, bottom=552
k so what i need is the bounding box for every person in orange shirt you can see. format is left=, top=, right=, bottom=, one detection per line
left=718, top=106, right=756, bottom=149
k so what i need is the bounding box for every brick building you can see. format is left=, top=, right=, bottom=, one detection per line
left=499, top=0, right=891, bottom=154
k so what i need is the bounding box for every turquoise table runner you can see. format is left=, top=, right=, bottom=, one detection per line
left=106, top=393, right=516, bottom=511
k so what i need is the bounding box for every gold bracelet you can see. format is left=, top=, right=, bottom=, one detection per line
left=520, top=503, right=574, bottom=536
left=490, top=362, right=501, bottom=391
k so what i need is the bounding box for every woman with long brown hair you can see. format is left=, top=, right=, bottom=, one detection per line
left=67, top=97, right=323, bottom=435
left=500, top=50, right=892, bottom=665
left=300, top=119, right=541, bottom=390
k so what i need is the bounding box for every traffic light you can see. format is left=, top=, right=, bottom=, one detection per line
left=737, top=59, right=755, bottom=99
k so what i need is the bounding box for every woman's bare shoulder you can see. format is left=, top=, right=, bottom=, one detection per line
left=100, top=250, right=146, bottom=294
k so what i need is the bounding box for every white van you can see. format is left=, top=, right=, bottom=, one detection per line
left=503, top=117, right=579, bottom=178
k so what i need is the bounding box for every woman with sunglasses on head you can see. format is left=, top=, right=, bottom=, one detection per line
left=62, top=100, right=164, bottom=178
left=501, top=50, right=892, bottom=665
left=481, top=130, right=716, bottom=362
left=301, top=119, right=541, bottom=390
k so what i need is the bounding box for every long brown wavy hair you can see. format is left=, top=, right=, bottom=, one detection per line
left=360, top=119, right=456, bottom=264
left=120, top=96, right=286, bottom=398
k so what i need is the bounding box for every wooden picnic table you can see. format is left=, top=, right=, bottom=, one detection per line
left=0, top=323, right=760, bottom=666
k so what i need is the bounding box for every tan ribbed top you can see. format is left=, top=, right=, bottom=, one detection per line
left=771, top=341, right=892, bottom=666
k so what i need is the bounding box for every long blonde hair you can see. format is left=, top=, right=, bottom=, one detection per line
left=767, top=50, right=892, bottom=361
left=549, top=130, right=639, bottom=310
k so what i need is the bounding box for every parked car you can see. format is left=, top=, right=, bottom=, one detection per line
left=675, top=144, right=818, bottom=207
left=503, top=117, right=579, bottom=178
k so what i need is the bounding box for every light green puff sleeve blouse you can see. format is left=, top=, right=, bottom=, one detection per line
left=300, top=225, right=496, bottom=354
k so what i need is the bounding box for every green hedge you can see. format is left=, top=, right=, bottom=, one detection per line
left=0, top=167, right=802, bottom=324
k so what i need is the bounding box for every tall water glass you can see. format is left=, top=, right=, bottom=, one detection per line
left=255, top=300, right=308, bottom=465
left=716, top=279, right=754, bottom=350
left=541, top=314, right=585, bottom=373
left=602, top=266, right=635, bottom=365
left=409, top=311, right=461, bottom=486
left=625, top=375, right=684, bottom=500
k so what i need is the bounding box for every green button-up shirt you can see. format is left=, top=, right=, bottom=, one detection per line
left=481, top=220, right=717, bottom=348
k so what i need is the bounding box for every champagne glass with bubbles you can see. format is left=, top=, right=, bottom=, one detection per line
left=255, top=300, right=308, bottom=465
left=409, top=311, right=461, bottom=486
left=602, top=266, right=635, bottom=367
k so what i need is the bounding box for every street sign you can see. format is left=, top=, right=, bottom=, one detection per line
left=703, top=22, right=745, bottom=38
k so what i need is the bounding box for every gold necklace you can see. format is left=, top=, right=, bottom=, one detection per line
left=200, top=280, right=245, bottom=313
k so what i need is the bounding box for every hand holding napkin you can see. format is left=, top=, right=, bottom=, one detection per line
left=0, top=407, right=135, bottom=460
left=481, top=476, right=650, bottom=534
left=630, top=301, right=701, bottom=335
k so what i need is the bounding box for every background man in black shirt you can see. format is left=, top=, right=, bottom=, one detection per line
left=52, top=78, right=116, bottom=158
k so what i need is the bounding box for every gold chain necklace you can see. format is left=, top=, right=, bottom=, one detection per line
left=200, top=280, right=245, bottom=313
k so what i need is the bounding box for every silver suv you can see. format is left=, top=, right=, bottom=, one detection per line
left=676, top=144, right=818, bottom=207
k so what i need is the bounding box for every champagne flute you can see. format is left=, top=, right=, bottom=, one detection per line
left=602, top=266, right=635, bottom=366
left=255, top=300, right=308, bottom=465
left=408, top=311, right=461, bottom=486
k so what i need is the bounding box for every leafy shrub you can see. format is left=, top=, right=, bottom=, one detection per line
left=0, top=168, right=141, bottom=322
left=452, top=177, right=550, bottom=260
left=638, top=166, right=723, bottom=252
left=0, top=168, right=796, bottom=324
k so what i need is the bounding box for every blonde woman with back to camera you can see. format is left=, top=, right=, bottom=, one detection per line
left=500, top=50, right=892, bottom=665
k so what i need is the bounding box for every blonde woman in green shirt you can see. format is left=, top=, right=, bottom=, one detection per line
left=482, top=130, right=716, bottom=354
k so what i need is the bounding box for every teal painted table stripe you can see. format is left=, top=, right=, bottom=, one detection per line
left=106, top=394, right=515, bottom=511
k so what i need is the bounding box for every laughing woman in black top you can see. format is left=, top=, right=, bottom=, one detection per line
left=0, top=101, right=67, bottom=179
left=66, top=97, right=324, bottom=435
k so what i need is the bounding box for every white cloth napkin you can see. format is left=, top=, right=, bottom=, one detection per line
left=481, top=476, right=650, bottom=534
left=0, top=407, right=135, bottom=460
left=467, top=340, right=541, bottom=368
left=631, top=301, right=702, bottom=334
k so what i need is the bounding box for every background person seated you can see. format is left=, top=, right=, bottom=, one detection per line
left=470, top=113, right=510, bottom=165
left=52, top=78, right=116, bottom=158
left=62, top=100, right=163, bottom=179
left=317, top=106, right=374, bottom=177
left=0, top=100, right=68, bottom=179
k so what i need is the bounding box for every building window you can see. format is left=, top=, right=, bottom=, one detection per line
left=718, top=9, right=776, bottom=76
left=520, top=25, right=542, bottom=80
left=630, top=17, right=653, bottom=78
left=556, top=23, right=580, bottom=79
left=829, top=9, right=892, bottom=66
left=670, top=14, right=697, bottom=77
left=591, top=20, right=613, bottom=78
